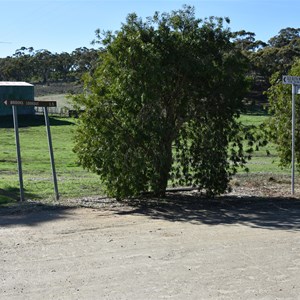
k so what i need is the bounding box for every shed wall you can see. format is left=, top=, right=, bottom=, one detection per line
left=0, top=83, right=35, bottom=116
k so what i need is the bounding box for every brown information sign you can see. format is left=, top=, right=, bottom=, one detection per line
left=4, top=100, right=57, bottom=107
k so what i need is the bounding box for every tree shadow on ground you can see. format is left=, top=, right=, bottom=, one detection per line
left=0, top=115, right=74, bottom=128
left=117, top=193, right=300, bottom=231
left=0, top=203, right=73, bottom=227
left=0, top=186, right=73, bottom=227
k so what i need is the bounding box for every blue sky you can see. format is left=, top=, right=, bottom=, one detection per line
left=1, top=0, right=300, bottom=58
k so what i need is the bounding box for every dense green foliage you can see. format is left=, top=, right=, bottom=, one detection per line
left=266, top=59, right=300, bottom=169
left=72, top=6, right=253, bottom=198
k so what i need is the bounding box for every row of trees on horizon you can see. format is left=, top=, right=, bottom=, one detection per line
left=0, top=47, right=99, bottom=84
left=0, top=25, right=300, bottom=101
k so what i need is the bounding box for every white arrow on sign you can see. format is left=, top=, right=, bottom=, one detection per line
left=283, top=75, right=300, bottom=85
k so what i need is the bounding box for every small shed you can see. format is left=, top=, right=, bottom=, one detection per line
left=0, top=82, right=35, bottom=116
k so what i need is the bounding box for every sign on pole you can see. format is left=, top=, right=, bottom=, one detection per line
left=4, top=100, right=59, bottom=201
left=283, top=75, right=300, bottom=85
left=4, top=100, right=57, bottom=107
left=282, top=76, right=300, bottom=195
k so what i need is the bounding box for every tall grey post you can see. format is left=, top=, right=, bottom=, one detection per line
left=12, top=105, right=25, bottom=201
left=282, top=75, right=300, bottom=195
left=44, top=107, right=59, bottom=200
left=291, top=84, right=296, bottom=195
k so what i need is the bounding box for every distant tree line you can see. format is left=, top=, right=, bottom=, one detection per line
left=1, top=27, right=300, bottom=102
left=232, top=27, right=300, bottom=104
left=0, top=46, right=99, bottom=84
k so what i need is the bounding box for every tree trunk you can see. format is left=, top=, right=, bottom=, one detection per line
left=153, top=135, right=173, bottom=197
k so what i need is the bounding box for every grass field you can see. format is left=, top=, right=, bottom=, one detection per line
left=0, top=115, right=101, bottom=205
left=0, top=113, right=291, bottom=205
left=238, top=114, right=290, bottom=175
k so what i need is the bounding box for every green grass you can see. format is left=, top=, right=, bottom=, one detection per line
left=238, top=114, right=290, bottom=175
left=0, top=115, right=102, bottom=205
left=0, top=112, right=291, bottom=206
left=239, top=114, right=268, bottom=126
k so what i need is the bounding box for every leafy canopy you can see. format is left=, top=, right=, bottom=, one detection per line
left=73, top=6, right=251, bottom=198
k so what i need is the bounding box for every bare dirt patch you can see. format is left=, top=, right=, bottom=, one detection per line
left=1, top=179, right=300, bottom=299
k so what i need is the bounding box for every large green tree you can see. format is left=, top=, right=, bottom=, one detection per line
left=72, top=6, right=251, bottom=198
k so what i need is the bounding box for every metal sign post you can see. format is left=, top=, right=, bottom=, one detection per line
left=12, top=105, right=25, bottom=201
left=43, top=107, right=59, bottom=200
left=291, top=84, right=296, bottom=195
left=283, top=75, right=300, bottom=195
left=4, top=100, right=59, bottom=201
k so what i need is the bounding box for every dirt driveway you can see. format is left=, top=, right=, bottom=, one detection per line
left=1, top=193, right=300, bottom=299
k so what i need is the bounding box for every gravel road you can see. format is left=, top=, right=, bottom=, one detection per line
left=1, top=193, right=300, bottom=299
